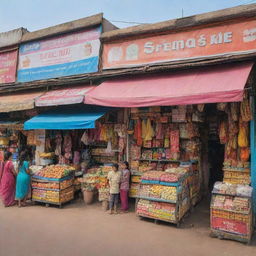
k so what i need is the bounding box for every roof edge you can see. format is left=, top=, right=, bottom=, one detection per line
left=21, top=13, right=103, bottom=43
left=0, top=28, right=28, bottom=49
left=101, top=4, right=256, bottom=41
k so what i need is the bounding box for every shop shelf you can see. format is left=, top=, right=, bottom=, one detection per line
left=141, top=179, right=180, bottom=187
left=139, top=159, right=181, bottom=162
left=32, top=175, right=73, bottom=182
left=223, top=167, right=250, bottom=173
left=137, top=213, right=178, bottom=224
left=211, top=191, right=251, bottom=198
left=210, top=206, right=250, bottom=215
left=138, top=196, right=177, bottom=204
left=32, top=184, right=73, bottom=192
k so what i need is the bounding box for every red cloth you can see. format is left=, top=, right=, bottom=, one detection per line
left=0, top=161, right=16, bottom=207
left=137, top=119, right=142, bottom=146
left=170, top=130, right=180, bottom=153
left=120, top=189, right=129, bottom=211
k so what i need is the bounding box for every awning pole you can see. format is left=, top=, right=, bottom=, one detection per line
left=250, top=95, right=256, bottom=222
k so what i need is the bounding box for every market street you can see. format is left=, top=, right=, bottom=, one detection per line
left=0, top=199, right=255, bottom=256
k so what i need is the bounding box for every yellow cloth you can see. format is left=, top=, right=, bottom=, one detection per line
left=142, top=120, right=147, bottom=139
left=107, top=170, right=121, bottom=194
left=144, top=118, right=154, bottom=141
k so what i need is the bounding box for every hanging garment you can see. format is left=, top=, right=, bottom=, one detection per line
left=238, top=121, right=249, bottom=147
left=240, top=96, right=252, bottom=122
left=81, top=131, right=89, bottom=145
left=141, top=119, right=147, bottom=140
left=55, top=133, right=62, bottom=156
left=156, top=123, right=163, bottom=140
left=136, top=119, right=142, bottom=146
left=144, top=119, right=154, bottom=141
left=106, top=141, right=112, bottom=153
left=170, top=130, right=180, bottom=153
left=219, top=121, right=228, bottom=144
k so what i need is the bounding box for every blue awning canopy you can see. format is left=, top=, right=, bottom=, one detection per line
left=24, top=106, right=110, bottom=130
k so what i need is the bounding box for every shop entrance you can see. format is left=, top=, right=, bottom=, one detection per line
left=204, top=104, right=225, bottom=193
left=208, top=140, right=224, bottom=191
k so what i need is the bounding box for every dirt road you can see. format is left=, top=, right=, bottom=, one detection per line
left=0, top=199, right=255, bottom=256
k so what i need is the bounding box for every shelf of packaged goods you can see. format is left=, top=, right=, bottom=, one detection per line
left=223, top=168, right=250, bottom=173
left=210, top=207, right=251, bottom=215
left=91, top=154, right=117, bottom=157
left=138, top=196, right=177, bottom=204
left=32, top=175, right=73, bottom=183
left=141, top=147, right=169, bottom=149
left=137, top=213, right=178, bottom=224
left=139, top=159, right=180, bottom=162
left=32, top=185, right=73, bottom=192
left=141, top=179, right=181, bottom=187
left=211, top=191, right=252, bottom=199
left=32, top=198, right=73, bottom=206
left=32, top=198, right=62, bottom=205
left=139, top=159, right=198, bottom=164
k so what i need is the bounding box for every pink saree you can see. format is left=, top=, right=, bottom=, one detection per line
left=0, top=161, right=16, bottom=206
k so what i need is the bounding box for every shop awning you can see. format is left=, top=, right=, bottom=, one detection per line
left=0, top=91, right=43, bottom=112
left=24, top=106, right=109, bottom=130
left=84, top=62, right=253, bottom=107
left=35, top=85, right=95, bottom=107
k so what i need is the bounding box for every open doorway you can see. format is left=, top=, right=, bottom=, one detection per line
left=205, top=104, right=225, bottom=193
left=208, top=140, right=224, bottom=191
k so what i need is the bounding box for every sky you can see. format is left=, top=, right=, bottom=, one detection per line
left=0, top=0, right=255, bottom=33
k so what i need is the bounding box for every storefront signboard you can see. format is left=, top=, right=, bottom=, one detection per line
left=211, top=217, right=248, bottom=235
left=0, top=50, right=18, bottom=83
left=103, top=19, right=256, bottom=69
left=17, top=26, right=101, bottom=82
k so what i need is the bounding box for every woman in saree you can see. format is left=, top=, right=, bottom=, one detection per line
left=0, top=152, right=16, bottom=207
left=15, top=151, right=31, bottom=207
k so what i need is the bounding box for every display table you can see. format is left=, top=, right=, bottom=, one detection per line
left=136, top=170, right=191, bottom=226
left=210, top=182, right=253, bottom=244
left=31, top=165, right=75, bottom=208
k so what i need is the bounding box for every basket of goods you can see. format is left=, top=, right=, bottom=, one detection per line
left=35, top=165, right=75, bottom=180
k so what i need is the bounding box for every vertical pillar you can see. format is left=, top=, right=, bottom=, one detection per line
left=250, top=96, right=256, bottom=215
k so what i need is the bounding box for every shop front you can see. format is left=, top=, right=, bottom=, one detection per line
left=82, top=13, right=256, bottom=243
left=22, top=85, right=127, bottom=207
left=83, top=61, right=255, bottom=241
left=0, top=4, right=255, bottom=245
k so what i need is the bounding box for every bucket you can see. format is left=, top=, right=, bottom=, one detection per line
left=82, top=190, right=94, bottom=204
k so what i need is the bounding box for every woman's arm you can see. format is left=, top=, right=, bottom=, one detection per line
left=25, top=161, right=31, bottom=175
left=10, top=162, right=17, bottom=176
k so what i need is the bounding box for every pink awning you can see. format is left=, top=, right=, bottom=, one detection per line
left=84, top=62, right=253, bottom=107
left=36, top=86, right=95, bottom=107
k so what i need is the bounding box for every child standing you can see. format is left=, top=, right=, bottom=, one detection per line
left=107, top=164, right=121, bottom=214
left=120, top=161, right=130, bottom=213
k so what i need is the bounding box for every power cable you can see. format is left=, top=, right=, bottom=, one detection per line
left=110, top=20, right=148, bottom=25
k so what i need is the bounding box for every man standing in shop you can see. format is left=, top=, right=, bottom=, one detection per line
left=107, top=164, right=121, bottom=214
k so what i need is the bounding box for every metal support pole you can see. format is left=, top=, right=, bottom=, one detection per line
left=250, top=95, right=256, bottom=217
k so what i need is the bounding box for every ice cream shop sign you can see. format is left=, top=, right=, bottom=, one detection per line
left=103, top=19, right=256, bottom=69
